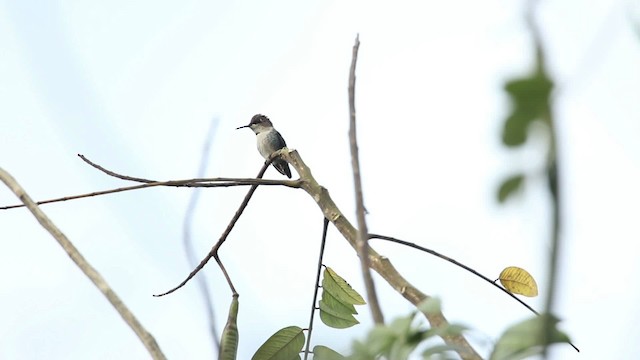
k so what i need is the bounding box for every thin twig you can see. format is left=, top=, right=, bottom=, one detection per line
left=210, top=161, right=270, bottom=296
left=370, top=235, right=581, bottom=352
left=78, top=154, right=155, bottom=183
left=348, top=34, right=384, bottom=324
left=369, top=234, right=540, bottom=315
left=0, top=168, right=167, bottom=360
left=154, top=158, right=274, bottom=297
left=0, top=183, right=157, bottom=209
left=303, top=217, right=330, bottom=360
left=78, top=153, right=302, bottom=188
left=182, top=118, right=220, bottom=353
left=0, top=178, right=301, bottom=210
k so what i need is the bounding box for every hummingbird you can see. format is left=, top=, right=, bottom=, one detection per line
left=236, top=114, right=292, bottom=178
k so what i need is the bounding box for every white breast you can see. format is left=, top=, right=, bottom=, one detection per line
left=256, top=131, right=272, bottom=160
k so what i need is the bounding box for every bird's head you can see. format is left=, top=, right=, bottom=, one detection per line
left=236, top=114, right=274, bottom=134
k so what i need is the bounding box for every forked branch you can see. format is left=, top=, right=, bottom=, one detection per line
left=154, top=160, right=272, bottom=297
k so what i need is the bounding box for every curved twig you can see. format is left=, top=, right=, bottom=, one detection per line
left=368, top=233, right=539, bottom=315
left=368, top=234, right=580, bottom=352
left=78, top=154, right=155, bottom=183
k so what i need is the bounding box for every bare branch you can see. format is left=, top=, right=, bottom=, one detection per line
left=0, top=177, right=301, bottom=210
left=154, top=158, right=273, bottom=297
left=0, top=154, right=302, bottom=211
left=0, top=168, right=167, bottom=360
left=78, top=153, right=155, bottom=183
left=347, top=34, right=384, bottom=325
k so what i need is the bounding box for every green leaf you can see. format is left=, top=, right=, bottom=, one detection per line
left=252, top=326, right=305, bottom=360
left=318, top=299, right=357, bottom=321
left=387, top=313, right=416, bottom=336
left=421, top=344, right=459, bottom=359
left=497, top=174, right=525, bottom=203
left=502, top=112, right=531, bottom=147
left=504, top=74, right=553, bottom=112
left=490, top=314, right=572, bottom=360
left=417, top=297, right=441, bottom=315
left=423, top=323, right=468, bottom=339
left=319, top=300, right=359, bottom=329
left=323, top=267, right=366, bottom=305
left=321, top=288, right=357, bottom=316
left=365, top=326, right=398, bottom=354
left=348, top=309, right=464, bottom=360
left=502, top=73, right=553, bottom=147
left=365, top=314, right=422, bottom=359
left=318, top=267, right=365, bottom=329
left=349, top=340, right=376, bottom=360
left=313, top=345, right=346, bottom=360
left=219, top=296, right=239, bottom=360
left=388, top=340, right=416, bottom=360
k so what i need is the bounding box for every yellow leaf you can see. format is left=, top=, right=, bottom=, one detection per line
left=499, top=266, right=538, bottom=297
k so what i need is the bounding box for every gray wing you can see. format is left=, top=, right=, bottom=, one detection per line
left=269, top=130, right=291, bottom=178
left=271, top=130, right=287, bottom=149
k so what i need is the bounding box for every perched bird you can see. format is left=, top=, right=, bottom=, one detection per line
left=236, top=114, right=292, bottom=178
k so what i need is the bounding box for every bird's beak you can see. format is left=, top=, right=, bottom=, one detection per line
left=236, top=124, right=250, bottom=130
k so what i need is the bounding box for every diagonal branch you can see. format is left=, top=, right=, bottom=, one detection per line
left=0, top=168, right=167, bottom=360
left=347, top=34, right=384, bottom=325
left=282, top=150, right=482, bottom=360
left=154, top=158, right=274, bottom=297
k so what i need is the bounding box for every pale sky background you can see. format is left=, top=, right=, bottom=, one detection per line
left=1, top=0, right=639, bottom=359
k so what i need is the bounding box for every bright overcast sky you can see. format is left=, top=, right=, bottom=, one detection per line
left=1, top=0, right=639, bottom=359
